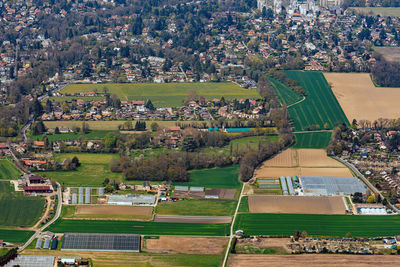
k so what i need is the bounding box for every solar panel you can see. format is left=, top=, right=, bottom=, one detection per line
left=62, top=233, right=141, bottom=252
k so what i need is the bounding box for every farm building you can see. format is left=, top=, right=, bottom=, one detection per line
left=190, top=187, right=204, bottom=192
left=174, top=186, right=189, bottom=191
left=62, top=233, right=141, bottom=252
left=107, top=194, right=156, bottom=206
left=23, top=185, right=52, bottom=194
left=5, top=255, right=55, bottom=267
left=355, top=204, right=388, bottom=215
left=300, top=176, right=367, bottom=196
left=29, top=176, right=45, bottom=184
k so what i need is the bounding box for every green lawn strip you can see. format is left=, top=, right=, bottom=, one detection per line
left=151, top=254, right=222, bottom=267
left=0, top=229, right=34, bottom=244
left=155, top=199, right=237, bottom=216
left=238, top=196, right=249, bottom=213
left=0, top=159, right=21, bottom=180
left=29, top=130, right=115, bottom=142
left=234, top=213, right=400, bottom=237
left=174, top=165, right=241, bottom=189
left=46, top=219, right=230, bottom=236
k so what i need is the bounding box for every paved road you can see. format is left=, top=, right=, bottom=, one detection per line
left=18, top=182, right=62, bottom=252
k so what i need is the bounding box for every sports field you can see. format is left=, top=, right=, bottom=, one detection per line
left=0, top=229, right=34, bottom=244
left=350, top=7, right=400, bottom=16
left=292, top=132, right=332, bottom=149
left=47, top=219, right=230, bottom=236
left=41, top=153, right=122, bottom=186
left=234, top=213, right=400, bottom=237
left=324, top=73, right=400, bottom=122
left=0, top=181, right=44, bottom=227
left=0, top=159, right=21, bottom=180
left=155, top=199, right=237, bottom=216
left=61, top=82, right=260, bottom=107
left=174, top=165, right=241, bottom=189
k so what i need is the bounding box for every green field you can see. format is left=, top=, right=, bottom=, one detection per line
left=292, top=132, right=332, bottom=149
left=30, top=130, right=114, bottom=142
left=61, top=82, right=260, bottom=107
left=175, top=165, right=241, bottom=189
left=155, top=199, right=237, bottom=216
left=47, top=219, right=230, bottom=236
left=0, top=181, right=44, bottom=227
left=40, top=153, right=121, bottom=186
left=0, top=229, right=34, bottom=244
left=269, top=77, right=303, bottom=106
left=350, top=7, right=400, bottom=16
left=0, top=159, right=21, bottom=180
left=234, top=213, right=400, bottom=237
left=238, top=196, right=249, bottom=213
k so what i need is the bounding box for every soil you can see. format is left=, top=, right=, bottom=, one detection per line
left=145, top=236, right=228, bottom=254
left=228, top=254, right=400, bottom=267
left=254, top=167, right=352, bottom=178
left=248, top=195, right=346, bottom=214
left=325, top=72, right=400, bottom=122
left=297, top=149, right=344, bottom=167
left=75, top=205, right=153, bottom=216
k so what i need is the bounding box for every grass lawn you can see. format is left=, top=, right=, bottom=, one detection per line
left=175, top=165, right=241, bottom=189
left=350, top=7, right=400, bottom=16
left=48, top=96, right=104, bottom=102
left=61, top=82, right=260, bottom=107
left=39, top=153, right=122, bottom=186
left=155, top=199, right=237, bottom=216
left=234, top=213, right=400, bottom=237
left=292, top=132, right=332, bottom=149
left=0, top=181, right=44, bottom=227
left=0, top=229, right=34, bottom=244
left=29, top=130, right=115, bottom=142
left=46, top=219, right=230, bottom=236
left=0, top=159, right=21, bottom=180
left=238, top=196, right=249, bottom=213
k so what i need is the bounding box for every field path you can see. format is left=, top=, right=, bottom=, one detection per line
left=287, top=95, right=306, bottom=108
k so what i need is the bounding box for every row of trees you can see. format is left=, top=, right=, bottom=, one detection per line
left=268, top=69, right=306, bottom=96
left=372, top=58, right=400, bottom=87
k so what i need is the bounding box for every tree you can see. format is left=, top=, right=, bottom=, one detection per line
left=181, top=135, right=198, bottom=152
left=104, top=132, right=117, bottom=148
left=81, top=122, right=90, bottom=134
left=71, top=156, right=81, bottom=168
left=150, top=122, right=159, bottom=132
left=55, top=127, right=60, bottom=134
left=145, top=99, right=155, bottom=111
left=103, top=178, right=110, bottom=186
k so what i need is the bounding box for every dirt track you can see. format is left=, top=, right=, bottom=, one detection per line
left=154, top=215, right=232, bottom=223
left=248, top=195, right=346, bottom=214
left=76, top=205, right=153, bottom=216
left=325, top=72, right=400, bottom=122
left=145, top=236, right=228, bottom=254
left=228, top=254, right=400, bottom=267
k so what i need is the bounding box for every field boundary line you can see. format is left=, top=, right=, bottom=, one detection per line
left=287, top=95, right=306, bottom=108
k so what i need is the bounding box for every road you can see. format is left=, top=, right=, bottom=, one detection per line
left=222, top=183, right=245, bottom=267
left=333, top=156, right=397, bottom=212
left=18, top=182, right=62, bottom=252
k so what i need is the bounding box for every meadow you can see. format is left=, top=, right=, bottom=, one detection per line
left=40, top=153, right=122, bottom=186
left=47, top=219, right=230, bottom=236
left=61, top=82, right=260, bottom=107
left=174, top=165, right=241, bottom=189
left=0, top=181, right=44, bottom=227
left=0, top=159, right=21, bottom=180
left=0, top=229, right=34, bottom=244
left=234, top=213, right=400, bottom=237
left=155, top=199, right=237, bottom=216
left=30, top=130, right=114, bottom=142
left=350, top=7, right=400, bottom=17
left=292, top=132, right=332, bottom=149
left=238, top=196, right=249, bottom=213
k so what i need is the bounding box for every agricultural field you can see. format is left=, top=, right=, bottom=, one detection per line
left=0, top=159, right=21, bottom=180
left=254, top=149, right=352, bottom=180
left=155, top=199, right=237, bottom=216
left=40, top=153, right=121, bottom=186
left=238, top=196, right=249, bottom=213
left=350, top=7, right=400, bottom=17
left=175, top=165, right=241, bottom=189
left=0, top=229, right=34, bottom=244
left=46, top=219, right=230, bottom=236
left=248, top=196, right=346, bottom=214
left=324, top=73, right=400, bottom=122
left=234, top=213, right=400, bottom=237
left=61, top=82, right=260, bottom=107
left=292, top=132, right=332, bottom=149
left=21, top=250, right=222, bottom=267
left=64, top=205, right=153, bottom=220
left=0, top=181, right=44, bottom=227
left=269, top=77, right=303, bottom=106
left=43, top=120, right=210, bottom=131
left=374, top=47, right=400, bottom=63
left=29, top=130, right=114, bottom=142
left=228, top=254, right=400, bottom=267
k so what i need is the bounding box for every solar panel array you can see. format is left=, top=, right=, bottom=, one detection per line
left=300, top=176, right=367, bottom=196
left=62, top=233, right=141, bottom=252
left=280, top=176, right=288, bottom=195
left=85, top=187, right=91, bottom=204
left=286, top=176, right=294, bottom=195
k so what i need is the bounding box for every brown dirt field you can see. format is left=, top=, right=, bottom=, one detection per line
left=248, top=195, right=346, bottom=214
left=262, top=149, right=297, bottom=167
left=324, top=73, right=400, bottom=122
left=254, top=167, right=351, bottom=178
left=219, top=189, right=237, bottom=199
left=297, top=149, right=344, bottom=167
left=75, top=205, right=153, bottom=216
left=228, top=254, right=400, bottom=267
left=145, top=236, right=228, bottom=254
